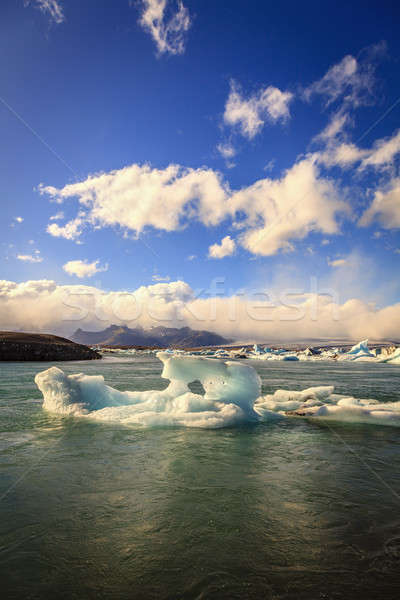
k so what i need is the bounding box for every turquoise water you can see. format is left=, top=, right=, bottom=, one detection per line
left=1, top=356, right=400, bottom=599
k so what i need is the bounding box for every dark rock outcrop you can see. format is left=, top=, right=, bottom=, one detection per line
left=0, top=332, right=101, bottom=361
left=72, top=325, right=231, bottom=348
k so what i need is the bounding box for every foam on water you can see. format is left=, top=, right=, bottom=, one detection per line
left=35, top=352, right=400, bottom=428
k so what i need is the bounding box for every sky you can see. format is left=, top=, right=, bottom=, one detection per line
left=1, top=0, right=400, bottom=341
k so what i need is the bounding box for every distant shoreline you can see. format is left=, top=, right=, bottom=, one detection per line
left=0, top=332, right=101, bottom=362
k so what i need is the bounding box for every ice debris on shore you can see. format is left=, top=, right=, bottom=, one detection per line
left=35, top=350, right=400, bottom=429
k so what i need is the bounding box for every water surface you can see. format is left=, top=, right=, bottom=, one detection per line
left=1, top=356, right=400, bottom=599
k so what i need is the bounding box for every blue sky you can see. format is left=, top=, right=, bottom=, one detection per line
left=1, top=0, right=400, bottom=340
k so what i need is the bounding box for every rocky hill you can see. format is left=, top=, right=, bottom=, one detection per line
left=0, top=332, right=101, bottom=361
left=71, top=325, right=231, bottom=348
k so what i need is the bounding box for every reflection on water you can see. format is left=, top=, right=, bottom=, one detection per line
left=0, top=356, right=400, bottom=599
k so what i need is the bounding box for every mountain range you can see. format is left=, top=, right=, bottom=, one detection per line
left=71, top=325, right=231, bottom=348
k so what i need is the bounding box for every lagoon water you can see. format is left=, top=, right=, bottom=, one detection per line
left=1, top=355, right=400, bottom=599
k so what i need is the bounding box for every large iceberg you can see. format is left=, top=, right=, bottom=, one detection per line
left=35, top=352, right=261, bottom=428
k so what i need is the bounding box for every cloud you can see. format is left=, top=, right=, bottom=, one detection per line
left=63, top=259, right=108, bottom=279
left=40, top=157, right=347, bottom=257
left=216, top=142, right=236, bottom=160
left=208, top=235, right=236, bottom=259
left=26, top=0, right=65, bottom=25
left=138, top=0, right=191, bottom=55
left=304, top=43, right=385, bottom=108
left=46, top=215, right=85, bottom=240
left=359, top=177, right=400, bottom=229
left=17, top=253, right=43, bottom=263
left=315, top=111, right=350, bottom=142
left=40, top=164, right=229, bottom=237
left=49, top=211, right=65, bottom=221
left=152, top=274, right=171, bottom=281
left=223, top=80, right=293, bottom=139
left=317, top=128, right=400, bottom=171
left=230, top=157, right=347, bottom=256
left=0, top=278, right=400, bottom=342
left=14, top=216, right=24, bottom=223
left=327, top=257, right=348, bottom=268
left=359, top=129, right=400, bottom=170
left=318, top=142, right=368, bottom=168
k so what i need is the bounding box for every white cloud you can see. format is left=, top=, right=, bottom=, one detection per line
left=17, top=253, right=43, bottom=263
left=26, top=1, right=65, bottom=25
left=360, top=129, right=400, bottom=170
left=317, top=128, right=400, bottom=171
left=47, top=215, right=85, bottom=240
left=0, top=278, right=400, bottom=342
left=224, top=80, right=293, bottom=139
left=318, top=142, right=368, bottom=168
left=49, top=211, right=65, bottom=221
left=217, top=142, right=236, bottom=159
left=303, top=44, right=385, bottom=108
left=230, top=157, right=347, bottom=256
left=327, top=257, right=348, bottom=268
left=304, top=55, right=358, bottom=105
left=152, top=274, right=171, bottom=281
left=316, top=111, right=350, bottom=142
left=139, top=0, right=191, bottom=55
left=187, top=254, right=197, bottom=261
left=63, top=259, right=108, bottom=279
left=359, top=177, right=400, bottom=229
left=40, top=164, right=229, bottom=235
left=40, top=157, right=348, bottom=257
left=15, top=216, right=24, bottom=223
left=208, top=235, right=236, bottom=259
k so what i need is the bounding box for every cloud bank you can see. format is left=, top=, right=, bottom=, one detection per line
left=0, top=278, right=399, bottom=342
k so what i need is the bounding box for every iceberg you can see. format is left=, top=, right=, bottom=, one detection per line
left=35, top=351, right=261, bottom=429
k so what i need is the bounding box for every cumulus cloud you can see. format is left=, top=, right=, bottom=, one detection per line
left=230, top=157, right=347, bottom=256
left=138, top=0, right=191, bottom=55
left=359, top=177, right=400, bottom=229
left=17, top=253, right=43, bottom=263
left=208, top=235, right=236, bottom=259
left=14, top=216, right=24, bottom=223
left=0, top=278, right=399, bottom=342
left=40, top=157, right=347, bottom=257
left=224, top=80, right=293, bottom=139
left=63, top=260, right=108, bottom=279
left=46, top=214, right=85, bottom=240
left=40, top=164, right=229, bottom=236
left=26, top=0, right=65, bottom=25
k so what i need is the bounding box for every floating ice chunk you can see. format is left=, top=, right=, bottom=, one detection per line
left=380, top=347, right=400, bottom=364
left=348, top=339, right=370, bottom=354
left=35, top=352, right=261, bottom=429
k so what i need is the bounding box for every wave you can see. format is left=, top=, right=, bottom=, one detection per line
left=34, top=352, right=400, bottom=429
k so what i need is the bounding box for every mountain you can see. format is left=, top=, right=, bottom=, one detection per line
left=71, top=325, right=231, bottom=348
